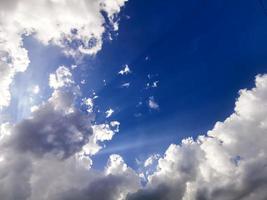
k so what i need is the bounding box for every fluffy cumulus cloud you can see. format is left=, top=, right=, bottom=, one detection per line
left=0, top=0, right=127, bottom=109
left=1, top=1, right=267, bottom=199
left=126, top=74, right=267, bottom=200
left=1, top=70, right=267, bottom=199
left=0, top=65, right=139, bottom=200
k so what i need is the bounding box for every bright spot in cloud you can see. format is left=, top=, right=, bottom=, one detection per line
left=49, top=66, right=74, bottom=89
left=31, top=85, right=40, bottom=94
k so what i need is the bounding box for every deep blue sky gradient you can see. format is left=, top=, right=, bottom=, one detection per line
left=15, top=0, right=267, bottom=169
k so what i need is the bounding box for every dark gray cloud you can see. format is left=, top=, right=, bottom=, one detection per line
left=55, top=175, right=132, bottom=200
left=4, top=91, right=92, bottom=159
left=10, top=104, right=92, bottom=159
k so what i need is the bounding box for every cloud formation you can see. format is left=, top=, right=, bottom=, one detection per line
left=127, top=74, right=267, bottom=200
left=0, top=0, right=127, bottom=109
left=1, top=71, right=267, bottom=199
left=0, top=65, right=136, bottom=200
left=1, top=1, right=267, bottom=199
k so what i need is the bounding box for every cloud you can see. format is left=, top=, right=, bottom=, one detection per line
left=0, top=0, right=127, bottom=109
left=83, top=97, right=94, bottom=113
left=81, top=123, right=118, bottom=156
left=0, top=2, right=267, bottom=198
left=144, top=154, right=160, bottom=168
left=0, top=64, right=12, bottom=109
left=8, top=90, right=93, bottom=159
left=49, top=66, right=74, bottom=89
left=146, top=81, right=159, bottom=89
left=118, top=64, right=131, bottom=75
left=32, top=85, right=40, bottom=94
left=50, top=155, right=140, bottom=200
left=126, top=74, right=267, bottom=200
left=148, top=96, right=159, bottom=110
left=0, top=65, right=137, bottom=200
left=110, top=121, right=120, bottom=132
left=1, top=71, right=267, bottom=199
left=106, top=108, right=114, bottom=118
left=121, top=82, right=130, bottom=88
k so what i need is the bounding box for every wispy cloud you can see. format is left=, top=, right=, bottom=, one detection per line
left=148, top=96, right=159, bottom=110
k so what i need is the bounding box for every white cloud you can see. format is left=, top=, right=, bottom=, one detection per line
left=146, top=81, right=159, bottom=89
left=121, top=82, right=130, bottom=88
left=0, top=0, right=127, bottom=109
left=127, top=74, right=267, bottom=200
left=1, top=1, right=267, bottom=198
left=118, top=64, right=131, bottom=75
left=81, top=79, right=86, bottom=85
left=148, top=96, right=159, bottom=110
left=80, top=123, right=118, bottom=156
left=144, top=154, right=160, bottom=168
left=1, top=71, right=267, bottom=199
left=83, top=97, right=94, bottom=113
left=71, top=64, right=78, bottom=70
left=0, top=64, right=139, bottom=200
left=110, top=121, right=120, bottom=132
left=32, top=85, right=40, bottom=94
left=0, top=63, right=15, bottom=109
left=152, top=81, right=159, bottom=88
left=49, top=66, right=74, bottom=89
left=106, top=108, right=114, bottom=118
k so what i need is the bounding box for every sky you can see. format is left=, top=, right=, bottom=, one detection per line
left=1, top=0, right=267, bottom=200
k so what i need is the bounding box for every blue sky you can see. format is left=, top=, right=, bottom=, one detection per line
left=1, top=1, right=267, bottom=199
left=8, top=0, right=267, bottom=170
left=79, top=0, right=267, bottom=168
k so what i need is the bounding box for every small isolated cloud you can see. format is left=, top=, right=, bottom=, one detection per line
left=148, top=96, right=159, bottom=110
left=121, top=82, right=130, bottom=88
left=81, top=79, right=86, bottom=85
left=105, top=108, right=114, bottom=118
left=146, top=81, right=159, bottom=89
left=118, top=64, right=131, bottom=75
left=152, top=81, right=159, bottom=88
left=103, top=79, right=107, bottom=86
left=71, top=65, right=78, bottom=70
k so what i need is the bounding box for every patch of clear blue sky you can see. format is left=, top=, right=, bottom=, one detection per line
left=12, top=0, right=267, bottom=170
